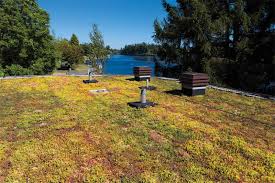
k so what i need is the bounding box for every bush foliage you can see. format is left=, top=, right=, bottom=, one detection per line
left=0, top=0, right=59, bottom=76
left=55, top=38, right=84, bottom=69
left=204, top=58, right=272, bottom=91
left=4, top=64, right=33, bottom=76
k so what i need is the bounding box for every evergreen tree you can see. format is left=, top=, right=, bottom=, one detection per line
left=154, top=0, right=275, bottom=91
left=154, top=0, right=217, bottom=71
left=55, top=39, right=83, bottom=69
left=232, top=0, right=274, bottom=65
left=70, top=34, right=80, bottom=46
left=0, top=0, right=58, bottom=75
left=88, top=24, right=108, bottom=61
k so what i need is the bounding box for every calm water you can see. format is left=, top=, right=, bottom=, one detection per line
left=103, top=55, right=155, bottom=76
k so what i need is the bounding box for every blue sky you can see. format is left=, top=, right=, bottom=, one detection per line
left=38, top=0, right=175, bottom=49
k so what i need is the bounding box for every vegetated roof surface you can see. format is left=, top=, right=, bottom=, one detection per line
left=0, top=76, right=274, bottom=182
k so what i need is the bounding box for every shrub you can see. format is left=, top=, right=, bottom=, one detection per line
left=0, top=65, right=5, bottom=77
left=238, top=63, right=270, bottom=91
left=31, top=59, right=48, bottom=75
left=5, top=65, right=33, bottom=76
left=204, top=58, right=273, bottom=92
left=203, top=57, right=238, bottom=88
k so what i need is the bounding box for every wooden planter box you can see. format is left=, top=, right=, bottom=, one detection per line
left=133, top=67, right=152, bottom=81
left=180, top=72, right=209, bottom=96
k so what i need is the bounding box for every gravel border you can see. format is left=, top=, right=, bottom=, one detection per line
left=157, top=77, right=275, bottom=101
left=208, top=85, right=275, bottom=101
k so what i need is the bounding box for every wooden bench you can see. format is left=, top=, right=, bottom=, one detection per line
left=133, top=67, right=152, bottom=81
left=180, top=72, right=209, bottom=96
